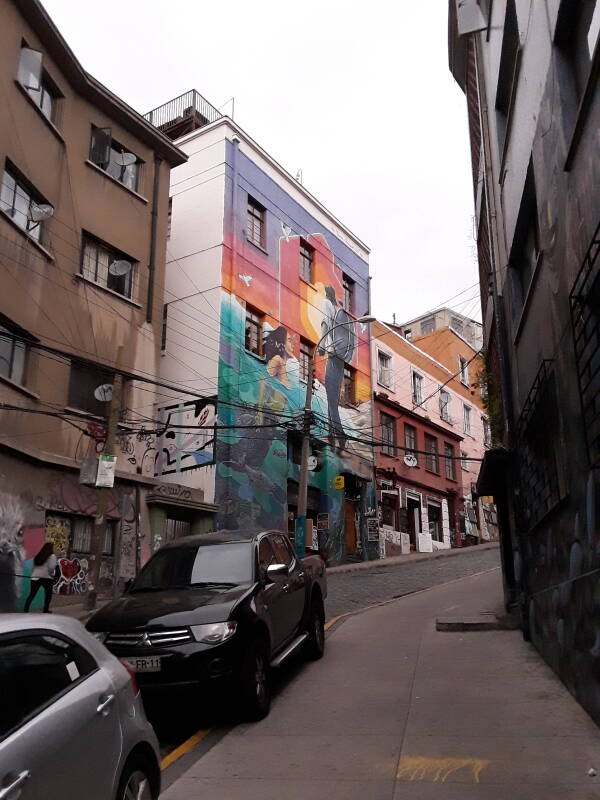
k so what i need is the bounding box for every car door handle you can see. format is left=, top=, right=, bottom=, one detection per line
left=282, top=584, right=290, bottom=593
left=96, top=694, right=115, bottom=716
left=297, top=572, right=305, bottom=579
left=0, top=770, right=30, bottom=799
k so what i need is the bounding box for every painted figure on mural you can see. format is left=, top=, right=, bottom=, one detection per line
left=265, top=326, right=295, bottom=388
left=0, top=493, right=24, bottom=612
left=319, top=285, right=356, bottom=450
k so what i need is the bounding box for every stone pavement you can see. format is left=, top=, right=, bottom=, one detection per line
left=161, top=567, right=600, bottom=799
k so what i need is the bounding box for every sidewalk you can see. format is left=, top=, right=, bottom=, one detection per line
left=327, top=540, right=499, bottom=574
left=161, top=566, right=600, bottom=799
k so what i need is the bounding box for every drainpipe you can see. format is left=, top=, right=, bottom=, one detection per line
left=365, top=274, right=376, bottom=561
left=146, top=155, right=163, bottom=324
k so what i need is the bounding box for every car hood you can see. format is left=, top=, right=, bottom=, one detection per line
left=87, top=584, right=255, bottom=630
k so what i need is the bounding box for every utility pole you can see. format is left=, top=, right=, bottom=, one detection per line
left=86, top=354, right=123, bottom=611
left=295, top=315, right=375, bottom=558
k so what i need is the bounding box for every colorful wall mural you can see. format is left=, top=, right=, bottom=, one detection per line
left=214, top=146, right=375, bottom=564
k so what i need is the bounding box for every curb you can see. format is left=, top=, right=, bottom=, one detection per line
left=327, top=542, right=499, bottom=575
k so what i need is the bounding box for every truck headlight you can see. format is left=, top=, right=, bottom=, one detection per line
left=190, top=621, right=237, bottom=645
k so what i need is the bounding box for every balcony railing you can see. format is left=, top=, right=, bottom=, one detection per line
left=144, top=90, right=223, bottom=141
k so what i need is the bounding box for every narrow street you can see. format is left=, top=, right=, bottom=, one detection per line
left=160, top=566, right=600, bottom=799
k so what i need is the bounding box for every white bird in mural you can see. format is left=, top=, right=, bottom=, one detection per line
left=238, top=274, right=253, bottom=287
left=281, top=222, right=292, bottom=241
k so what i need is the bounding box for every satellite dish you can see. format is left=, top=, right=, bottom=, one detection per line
left=94, top=384, right=113, bottom=402
left=307, top=455, right=318, bottom=471
left=108, top=259, right=132, bottom=276
left=113, top=152, right=136, bottom=167
left=29, top=203, right=54, bottom=222
left=403, top=453, right=417, bottom=468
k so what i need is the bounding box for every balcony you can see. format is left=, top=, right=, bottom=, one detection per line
left=144, top=89, right=222, bottom=141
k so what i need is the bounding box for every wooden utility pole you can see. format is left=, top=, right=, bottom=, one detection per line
left=86, top=355, right=123, bottom=611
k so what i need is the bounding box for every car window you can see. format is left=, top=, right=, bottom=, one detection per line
left=0, top=633, right=97, bottom=740
left=257, top=537, right=276, bottom=576
left=132, top=542, right=253, bottom=590
left=270, top=534, right=294, bottom=568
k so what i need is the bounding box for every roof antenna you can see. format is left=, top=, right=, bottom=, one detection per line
left=392, top=313, right=396, bottom=325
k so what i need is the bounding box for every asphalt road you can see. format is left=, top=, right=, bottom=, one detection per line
left=324, top=546, right=501, bottom=619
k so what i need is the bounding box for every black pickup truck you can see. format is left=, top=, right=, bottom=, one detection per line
left=87, top=529, right=327, bottom=719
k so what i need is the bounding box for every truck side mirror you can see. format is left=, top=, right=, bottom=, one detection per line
left=266, top=563, right=288, bottom=582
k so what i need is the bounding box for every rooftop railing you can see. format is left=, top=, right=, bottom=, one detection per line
left=144, top=90, right=223, bottom=140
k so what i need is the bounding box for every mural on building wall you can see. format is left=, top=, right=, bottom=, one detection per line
left=0, top=467, right=145, bottom=611
left=216, top=222, right=374, bottom=564
left=155, top=398, right=217, bottom=476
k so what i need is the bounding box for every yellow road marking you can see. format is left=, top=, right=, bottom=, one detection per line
left=324, top=615, right=341, bottom=630
left=161, top=729, right=210, bottom=770
left=398, top=756, right=489, bottom=783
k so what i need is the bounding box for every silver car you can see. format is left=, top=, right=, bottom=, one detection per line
left=0, top=614, right=161, bottom=800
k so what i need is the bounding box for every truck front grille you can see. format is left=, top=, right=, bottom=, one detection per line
left=105, top=628, right=193, bottom=647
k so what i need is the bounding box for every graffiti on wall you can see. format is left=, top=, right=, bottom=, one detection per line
left=216, top=218, right=374, bottom=563
left=0, top=493, right=25, bottom=612
left=155, top=398, right=216, bottom=476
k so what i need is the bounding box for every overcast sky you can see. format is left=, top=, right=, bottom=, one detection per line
left=43, top=0, right=480, bottom=324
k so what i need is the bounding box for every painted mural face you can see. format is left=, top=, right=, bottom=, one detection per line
left=217, top=221, right=375, bottom=564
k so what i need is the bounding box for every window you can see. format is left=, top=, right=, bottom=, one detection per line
left=246, top=196, right=265, bottom=248
left=556, top=0, right=600, bottom=104
left=0, top=632, right=97, bottom=739
left=16, top=47, right=58, bottom=123
left=380, top=412, right=395, bottom=456
left=167, top=197, right=172, bottom=239
left=1, top=165, right=47, bottom=242
left=404, top=328, right=412, bottom=341
left=463, top=404, right=472, bottom=435
left=258, top=537, right=276, bottom=575
left=342, top=365, right=355, bottom=405
left=424, top=434, right=439, bottom=473
left=482, top=417, right=492, bottom=447
left=70, top=516, right=115, bottom=556
left=89, top=127, right=140, bottom=192
left=444, top=443, right=456, bottom=480
left=495, top=0, right=520, bottom=159
left=461, top=451, right=469, bottom=470
left=299, top=239, right=314, bottom=283
left=245, top=306, right=264, bottom=355
left=459, top=356, right=469, bottom=386
left=81, top=235, right=134, bottom=299
left=161, top=304, right=168, bottom=351
left=0, top=323, right=27, bottom=385
left=270, top=533, right=294, bottom=568
left=381, top=492, right=398, bottom=529
left=342, top=274, right=354, bottom=313
left=377, top=351, right=392, bottom=387
left=68, top=361, right=114, bottom=417
left=509, top=161, right=540, bottom=319
left=412, top=371, right=423, bottom=405
left=420, top=317, right=435, bottom=335
left=450, top=316, right=464, bottom=335
left=404, top=424, right=418, bottom=464
left=287, top=431, right=302, bottom=465
left=439, top=389, right=451, bottom=422
left=299, top=339, right=313, bottom=383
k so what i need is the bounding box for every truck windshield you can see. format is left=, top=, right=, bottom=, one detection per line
left=131, top=543, right=253, bottom=591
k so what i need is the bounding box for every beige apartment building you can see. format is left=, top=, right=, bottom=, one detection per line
left=0, top=0, right=216, bottom=611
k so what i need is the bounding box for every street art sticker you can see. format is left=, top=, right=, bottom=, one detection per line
left=155, top=398, right=217, bottom=476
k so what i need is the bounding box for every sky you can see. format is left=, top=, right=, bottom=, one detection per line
left=43, top=0, right=480, bottom=325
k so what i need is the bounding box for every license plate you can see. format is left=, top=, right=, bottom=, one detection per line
left=124, top=656, right=162, bottom=673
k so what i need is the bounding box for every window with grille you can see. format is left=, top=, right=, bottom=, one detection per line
left=420, top=317, right=435, bottom=335
left=424, top=434, right=439, bottom=473
left=71, top=517, right=115, bottom=556
left=299, top=339, right=313, bottom=383
left=412, top=372, right=423, bottom=405
left=299, top=240, right=314, bottom=283
left=451, top=316, right=464, bottom=335
left=569, top=220, right=600, bottom=466
left=342, top=365, right=355, bottom=405
left=245, top=307, right=264, bottom=355
left=459, top=356, right=469, bottom=386
left=1, top=165, right=47, bottom=242
left=342, top=274, right=354, bottom=313
left=377, top=351, right=392, bottom=388
left=517, top=361, right=563, bottom=530
left=461, top=451, right=469, bottom=470
left=463, top=404, right=472, bottom=434
left=444, top=443, right=456, bottom=480
left=246, top=196, right=265, bottom=248
left=81, top=234, right=134, bottom=299
left=439, top=389, right=451, bottom=422
left=380, top=412, right=395, bottom=456
left=404, top=424, right=417, bottom=465
left=0, top=322, right=27, bottom=385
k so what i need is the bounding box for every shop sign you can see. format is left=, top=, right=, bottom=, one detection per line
left=367, top=518, right=379, bottom=541
left=333, top=475, right=345, bottom=490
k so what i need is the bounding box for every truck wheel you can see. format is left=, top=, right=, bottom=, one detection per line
left=240, top=638, right=271, bottom=721
left=306, top=597, right=325, bottom=660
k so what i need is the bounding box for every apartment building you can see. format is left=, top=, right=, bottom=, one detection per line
left=0, top=0, right=187, bottom=610
left=372, top=320, right=492, bottom=555
left=147, top=90, right=375, bottom=565
left=396, top=308, right=484, bottom=351
left=449, top=0, right=600, bottom=721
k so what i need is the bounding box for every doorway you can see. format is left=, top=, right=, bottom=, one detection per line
left=406, top=495, right=422, bottom=550
left=344, top=499, right=357, bottom=554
